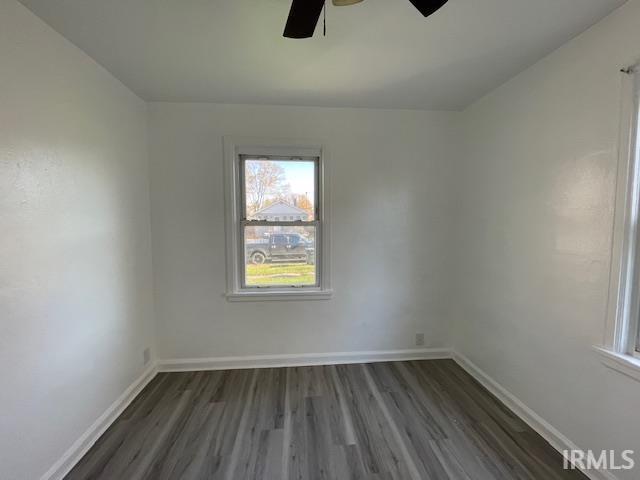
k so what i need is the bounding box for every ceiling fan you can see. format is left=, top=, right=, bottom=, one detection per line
left=284, top=0, right=448, bottom=38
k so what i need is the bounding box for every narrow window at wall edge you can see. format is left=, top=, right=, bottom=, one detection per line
left=223, top=137, right=331, bottom=301
left=607, top=65, right=640, bottom=358
left=630, top=69, right=640, bottom=356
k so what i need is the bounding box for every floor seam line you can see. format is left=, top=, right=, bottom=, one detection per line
left=361, top=364, right=423, bottom=480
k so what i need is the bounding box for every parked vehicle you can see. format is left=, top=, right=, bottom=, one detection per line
left=246, top=233, right=314, bottom=264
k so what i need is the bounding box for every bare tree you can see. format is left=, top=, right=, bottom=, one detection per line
left=289, top=193, right=314, bottom=217
left=245, top=160, right=289, bottom=214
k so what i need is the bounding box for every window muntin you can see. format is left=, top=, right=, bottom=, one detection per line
left=238, top=155, right=320, bottom=290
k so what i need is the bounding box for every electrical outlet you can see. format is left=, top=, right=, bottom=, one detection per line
left=415, top=333, right=425, bottom=347
left=143, top=347, right=151, bottom=366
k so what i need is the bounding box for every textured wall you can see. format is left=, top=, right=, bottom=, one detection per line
left=0, top=1, right=155, bottom=479
left=454, top=0, right=640, bottom=477
left=148, top=103, right=458, bottom=360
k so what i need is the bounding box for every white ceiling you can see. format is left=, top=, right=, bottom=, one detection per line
left=19, top=0, right=627, bottom=110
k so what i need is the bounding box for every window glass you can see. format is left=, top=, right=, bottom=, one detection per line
left=244, top=158, right=316, bottom=221
left=243, top=226, right=317, bottom=287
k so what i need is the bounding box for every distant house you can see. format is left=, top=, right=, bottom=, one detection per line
left=253, top=201, right=310, bottom=221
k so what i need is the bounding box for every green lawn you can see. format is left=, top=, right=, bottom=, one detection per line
left=246, top=263, right=316, bottom=286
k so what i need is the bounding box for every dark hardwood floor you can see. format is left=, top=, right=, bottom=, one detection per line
left=65, top=360, right=586, bottom=480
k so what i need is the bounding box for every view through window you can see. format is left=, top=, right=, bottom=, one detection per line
left=240, top=157, right=319, bottom=288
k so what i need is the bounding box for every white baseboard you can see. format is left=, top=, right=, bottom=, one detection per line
left=451, top=351, right=619, bottom=480
left=39, top=362, right=159, bottom=480
left=158, top=348, right=452, bottom=372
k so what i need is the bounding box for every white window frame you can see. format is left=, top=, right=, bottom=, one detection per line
left=223, top=136, right=332, bottom=302
left=597, top=64, right=640, bottom=381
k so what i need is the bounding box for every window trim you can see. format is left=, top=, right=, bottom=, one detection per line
left=223, top=136, right=332, bottom=302
left=598, top=64, right=640, bottom=379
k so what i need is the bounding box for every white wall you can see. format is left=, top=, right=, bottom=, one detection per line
left=148, top=103, right=458, bottom=360
left=454, top=0, right=640, bottom=477
left=0, top=1, right=156, bottom=479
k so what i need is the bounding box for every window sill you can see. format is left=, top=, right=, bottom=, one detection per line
left=593, top=346, right=640, bottom=383
left=226, top=289, right=333, bottom=302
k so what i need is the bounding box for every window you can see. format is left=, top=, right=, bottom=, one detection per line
left=223, top=137, right=331, bottom=301
left=618, top=66, right=640, bottom=357
left=598, top=65, right=640, bottom=380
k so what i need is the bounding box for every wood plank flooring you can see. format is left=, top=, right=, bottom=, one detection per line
left=65, top=360, right=586, bottom=480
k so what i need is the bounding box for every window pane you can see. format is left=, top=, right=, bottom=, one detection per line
left=244, top=158, right=315, bottom=221
left=244, top=226, right=317, bottom=287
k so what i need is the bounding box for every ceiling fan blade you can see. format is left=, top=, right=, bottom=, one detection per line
left=333, top=0, right=364, bottom=5
left=283, top=0, right=326, bottom=38
left=407, top=0, right=448, bottom=17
